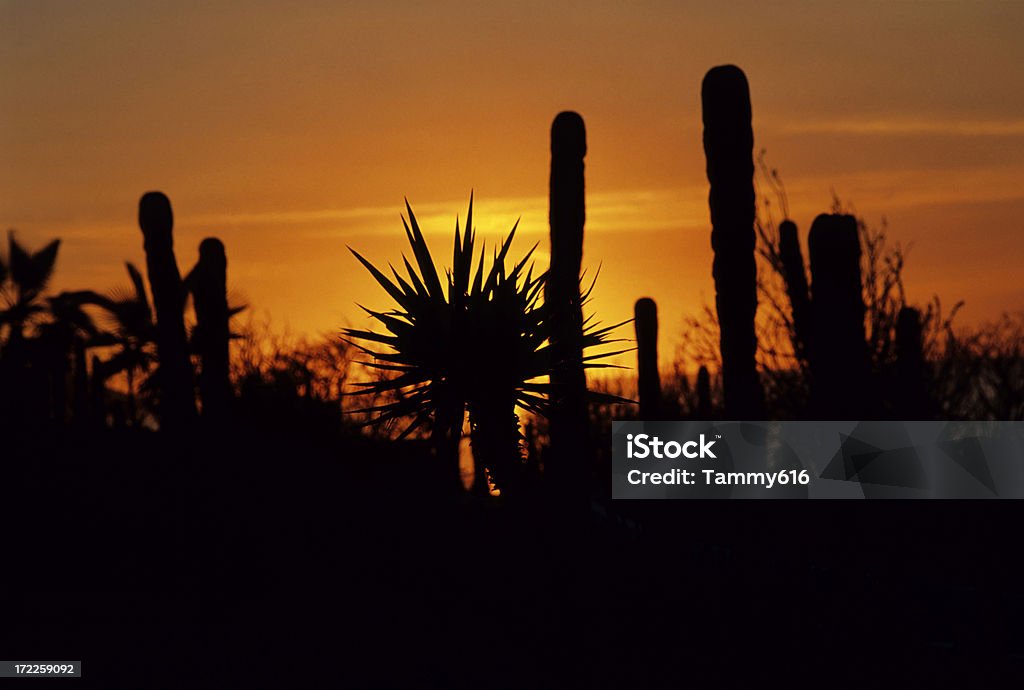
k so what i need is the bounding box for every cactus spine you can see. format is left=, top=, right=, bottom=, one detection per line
left=189, top=238, right=231, bottom=424
left=808, top=213, right=868, bottom=418
left=701, top=65, right=764, bottom=419
left=546, top=111, right=589, bottom=489
left=138, top=191, right=196, bottom=431
left=634, top=297, right=661, bottom=419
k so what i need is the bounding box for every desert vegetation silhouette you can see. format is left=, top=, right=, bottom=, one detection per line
left=3, top=64, right=1024, bottom=686
left=342, top=195, right=629, bottom=497
left=1, top=66, right=1019, bottom=480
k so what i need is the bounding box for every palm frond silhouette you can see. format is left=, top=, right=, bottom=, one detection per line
left=1, top=231, right=61, bottom=342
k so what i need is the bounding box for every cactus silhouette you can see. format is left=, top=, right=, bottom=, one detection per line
left=778, top=219, right=812, bottom=363
left=696, top=365, right=712, bottom=419
left=701, top=65, right=764, bottom=418
left=138, top=191, right=196, bottom=430
left=896, top=306, right=930, bottom=419
left=634, top=297, right=661, bottom=419
left=546, top=111, right=589, bottom=489
left=808, top=213, right=869, bottom=418
left=188, top=238, right=231, bottom=424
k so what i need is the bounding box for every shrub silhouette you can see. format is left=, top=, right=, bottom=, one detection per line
left=0, top=232, right=62, bottom=425
left=0, top=231, right=60, bottom=346
left=696, top=365, right=712, bottom=419
left=344, top=200, right=471, bottom=490
left=88, top=263, right=159, bottom=426
left=138, top=192, right=196, bottom=430
left=345, top=198, right=548, bottom=495
left=634, top=297, right=661, bottom=418
left=36, top=290, right=103, bottom=424
left=701, top=65, right=765, bottom=418
left=895, top=306, right=930, bottom=418
left=345, top=197, right=625, bottom=497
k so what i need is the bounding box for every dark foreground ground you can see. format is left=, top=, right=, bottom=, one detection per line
left=3, top=427, right=1023, bottom=688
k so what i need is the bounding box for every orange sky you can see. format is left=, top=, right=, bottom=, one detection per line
left=3, top=1, right=1023, bottom=369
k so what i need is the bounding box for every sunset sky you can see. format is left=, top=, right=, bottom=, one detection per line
left=3, top=1, right=1023, bottom=368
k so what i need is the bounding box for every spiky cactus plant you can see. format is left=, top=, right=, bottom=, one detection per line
left=701, top=65, right=764, bottom=419
left=808, top=213, right=869, bottom=418
left=345, top=197, right=625, bottom=498
left=188, top=238, right=231, bottom=423
left=547, top=111, right=590, bottom=487
left=778, top=219, right=812, bottom=364
left=634, top=297, right=661, bottom=419
left=138, top=191, right=196, bottom=431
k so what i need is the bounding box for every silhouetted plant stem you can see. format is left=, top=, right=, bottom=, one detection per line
left=188, top=238, right=231, bottom=424
left=469, top=395, right=521, bottom=497
left=697, top=365, right=712, bottom=419
left=432, top=386, right=465, bottom=492
left=778, top=219, right=812, bottom=364
left=702, top=65, right=765, bottom=419
left=89, top=355, right=106, bottom=427
left=808, top=213, right=869, bottom=418
left=634, top=297, right=661, bottom=419
left=547, top=111, right=589, bottom=493
left=896, top=306, right=930, bottom=419
left=138, top=191, right=196, bottom=431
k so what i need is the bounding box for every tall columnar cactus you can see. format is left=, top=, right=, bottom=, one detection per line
left=808, top=213, right=869, bottom=418
left=701, top=65, right=765, bottom=419
left=188, top=237, right=231, bottom=424
left=696, top=365, right=712, bottom=419
left=634, top=297, right=661, bottom=419
left=138, top=191, right=196, bottom=431
left=546, top=111, right=589, bottom=487
left=896, top=306, right=929, bottom=418
left=778, top=219, right=812, bottom=364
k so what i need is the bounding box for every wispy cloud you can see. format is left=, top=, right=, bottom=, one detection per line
left=779, top=117, right=1024, bottom=137
left=782, top=164, right=1024, bottom=213
left=181, top=189, right=710, bottom=238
